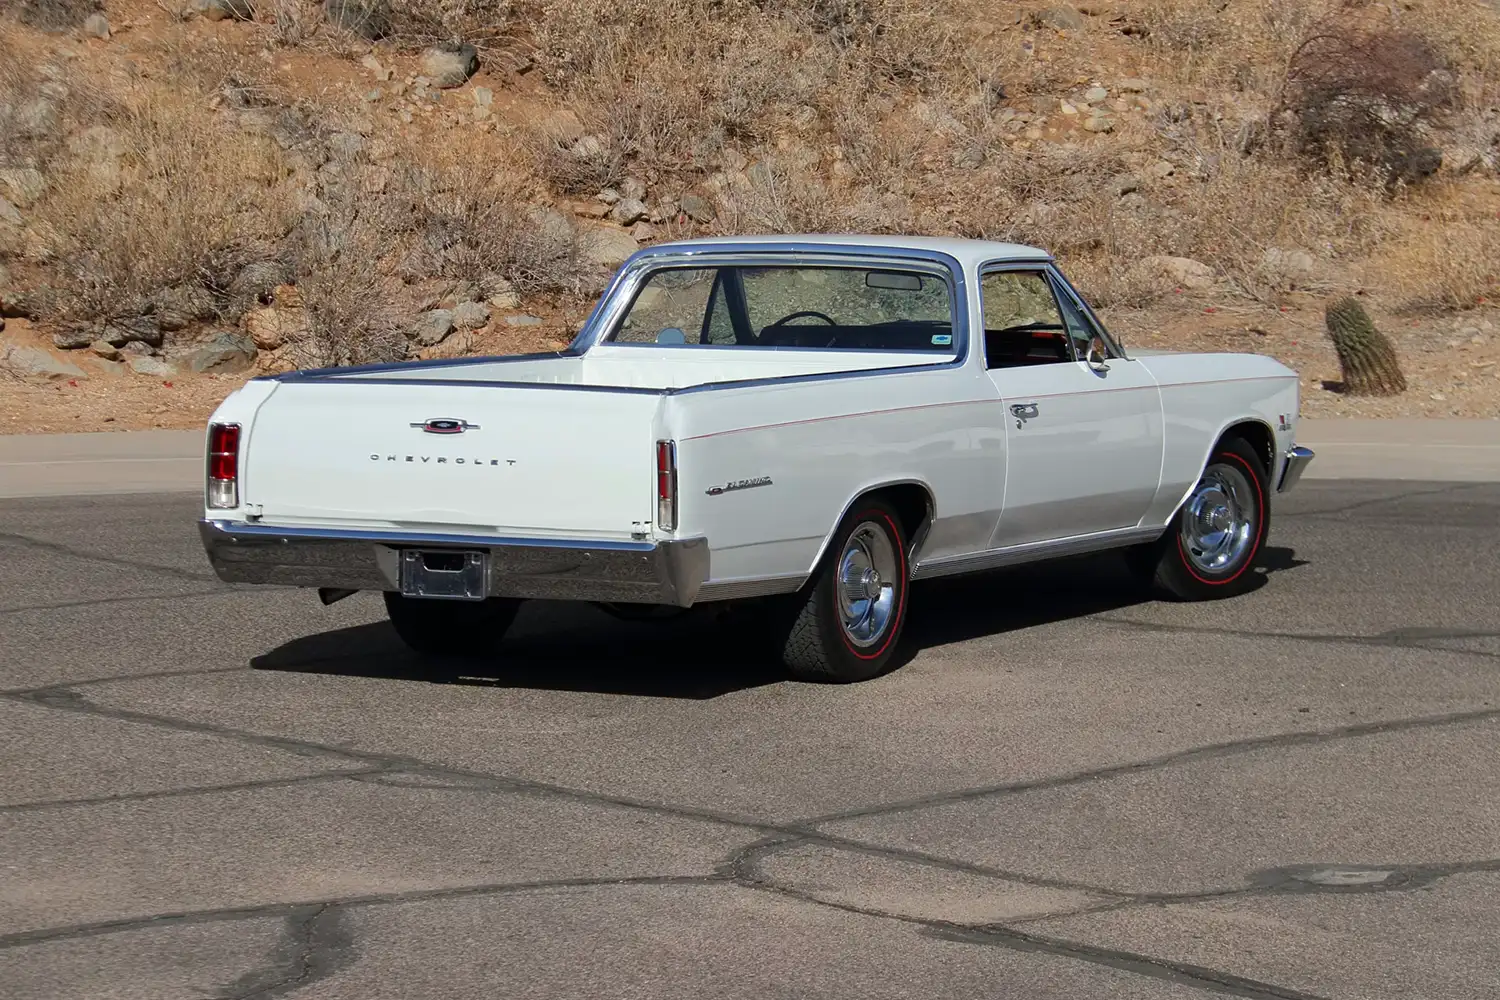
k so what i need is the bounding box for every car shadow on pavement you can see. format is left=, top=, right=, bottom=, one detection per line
left=253, top=547, right=1307, bottom=698
left=899, top=546, right=1304, bottom=653
left=252, top=601, right=789, bottom=699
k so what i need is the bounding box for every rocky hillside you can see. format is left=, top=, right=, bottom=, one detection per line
left=2, top=0, right=1499, bottom=431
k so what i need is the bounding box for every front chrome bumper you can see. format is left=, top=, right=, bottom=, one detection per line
left=198, top=519, right=711, bottom=606
left=1277, top=445, right=1315, bottom=493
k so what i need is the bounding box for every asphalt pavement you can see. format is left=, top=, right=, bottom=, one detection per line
left=2, top=478, right=1498, bottom=999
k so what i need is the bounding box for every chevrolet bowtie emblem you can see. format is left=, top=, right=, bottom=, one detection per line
left=413, top=418, right=479, bottom=434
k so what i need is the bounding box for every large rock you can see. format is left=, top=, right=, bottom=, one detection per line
left=229, top=258, right=295, bottom=308
left=325, top=0, right=391, bottom=38
left=451, top=300, right=490, bottom=330
left=537, top=109, right=586, bottom=145
left=14, top=98, right=58, bottom=139
left=127, top=355, right=177, bottom=377
left=483, top=275, right=520, bottom=310
left=0, top=195, right=24, bottom=227
left=52, top=328, right=94, bottom=350
left=1035, top=6, right=1085, bottom=30
left=422, top=42, right=479, bottom=89
left=2, top=344, right=85, bottom=380
left=83, top=12, right=110, bottom=37
left=619, top=176, right=647, bottom=202
left=243, top=306, right=309, bottom=350
left=581, top=227, right=640, bottom=269
left=152, top=284, right=218, bottom=331
left=187, top=332, right=258, bottom=373
left=408, top=309, right=455, bottom=346
left=102, top=316, right=164, bottom=348
left=678, top=192, right=717, bottom=224
left=1143, top=255, right=1214, bottom=290
left=1259, top=247, right=1316, bottom=289
left=610, top=198, right=647, bottom=226
left=0, top=281, right=31, bottom=319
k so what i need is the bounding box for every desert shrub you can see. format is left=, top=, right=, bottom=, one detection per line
left=524, top=124, right=626, bottom=196
left=290, top=223, right=407, bottom=367
left=1367, top=212, right=1500, bottom=312
left=32, top=89, right=295, bottom=325
left=1276, top=20, right=1458, bottom=185
left=381, top=153, right=589, bottom=294
left=0, top=0, right=101, bottom=30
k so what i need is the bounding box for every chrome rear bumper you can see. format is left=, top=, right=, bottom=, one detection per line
left=1277, top=445, right=1315, bottom=493
left=198, top=519, right=710, bottom=606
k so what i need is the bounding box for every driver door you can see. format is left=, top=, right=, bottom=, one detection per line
left=981, top=266, right=1164, bottom=548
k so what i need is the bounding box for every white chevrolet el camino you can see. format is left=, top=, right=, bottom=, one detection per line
left=200, top=235, right=1315, bottom=682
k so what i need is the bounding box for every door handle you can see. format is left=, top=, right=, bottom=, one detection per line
left=1010, top=402, right=1039, bottom=421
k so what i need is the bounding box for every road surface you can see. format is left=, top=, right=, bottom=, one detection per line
left=2, top=481, right=1498, bottom=999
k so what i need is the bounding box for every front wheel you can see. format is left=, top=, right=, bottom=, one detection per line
left=775, top=500, right=911, bottom=683
left=383, top=592, right=522, bottom=657
left=1126, top=436, right=1270, bottom=600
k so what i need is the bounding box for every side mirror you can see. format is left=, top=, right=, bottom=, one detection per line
left=1086, top=337, right=1110, bottom=373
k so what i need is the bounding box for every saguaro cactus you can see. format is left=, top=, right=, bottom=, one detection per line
left=1324, top=297, right=1407, bottom=396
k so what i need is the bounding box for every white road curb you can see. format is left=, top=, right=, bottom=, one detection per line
left=0, top=420, right=1496, bottom=500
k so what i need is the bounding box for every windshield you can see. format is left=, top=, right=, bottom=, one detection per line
left=607, top=264, right=956, bottom=352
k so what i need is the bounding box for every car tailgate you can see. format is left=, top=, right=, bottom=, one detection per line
left=241, top=380, right=663, bottom=536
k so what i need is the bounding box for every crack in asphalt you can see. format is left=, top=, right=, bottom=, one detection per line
left=1273, top=482, right=1477, bottom=520
left=6, top=680, right=1497, bottom=1000
left=0, top=875, right=726, bottom=950
left=0, top=769, right=382, bottom=813
left=1092, top=614, right=1500, bottom=661
left=213, top=905, right=352, bottom=1000
left=0, top=529, right=221, bottom=585
left=0, top=587, right=256, bottom=617
left=1, top=665, right=251, bottom=698
left=930, top=924, right=1332, bottom=1000
left=4, top=484, right=1498, bottom=999
left=727, top=837, right=1330, bottom=1000
left=796, top=704, right=1500, bottom=826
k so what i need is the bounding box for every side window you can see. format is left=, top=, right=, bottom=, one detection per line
left=615, top=268, right=716, bottom=344
left=980, top=270, right=1073, bottom=369
left=701, top=274, right=738, bottom=345
left=1050, top=269, right=1123, bottom=360
left=608, top=263, right=956, bottom=352
left=1054, top=285, right=1100, bottom=360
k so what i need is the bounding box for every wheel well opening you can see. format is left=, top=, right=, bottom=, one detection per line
left=1217, top=420, right=1274, bottom=475
left=865, top=483, right=933, bottom=545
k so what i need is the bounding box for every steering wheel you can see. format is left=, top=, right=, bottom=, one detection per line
left=764, top=310, right=838, bottom=347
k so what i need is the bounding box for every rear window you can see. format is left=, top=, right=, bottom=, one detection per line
left=608, top=264, right=955, bottom=352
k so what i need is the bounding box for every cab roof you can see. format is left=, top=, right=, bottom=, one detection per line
left=635, top=234, right=1053, bottom=268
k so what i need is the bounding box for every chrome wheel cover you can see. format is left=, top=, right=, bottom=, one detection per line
left=836, top=522, right=899, bottom=648
left=1180, top=464, right=1256, bottom=574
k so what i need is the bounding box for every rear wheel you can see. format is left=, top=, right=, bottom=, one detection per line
left=383, top=592, right=521, bottom=656
left=1127, top=436, right=1269, bottom=600
left=776, top=500, right=910, bottom=683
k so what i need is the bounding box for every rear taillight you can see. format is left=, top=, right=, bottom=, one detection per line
left=207, top=422, right=241, bottom=509
left=656, top=439, right=677, bottom=531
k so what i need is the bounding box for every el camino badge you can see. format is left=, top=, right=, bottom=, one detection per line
left=706, top=476, right=773, bottom=497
